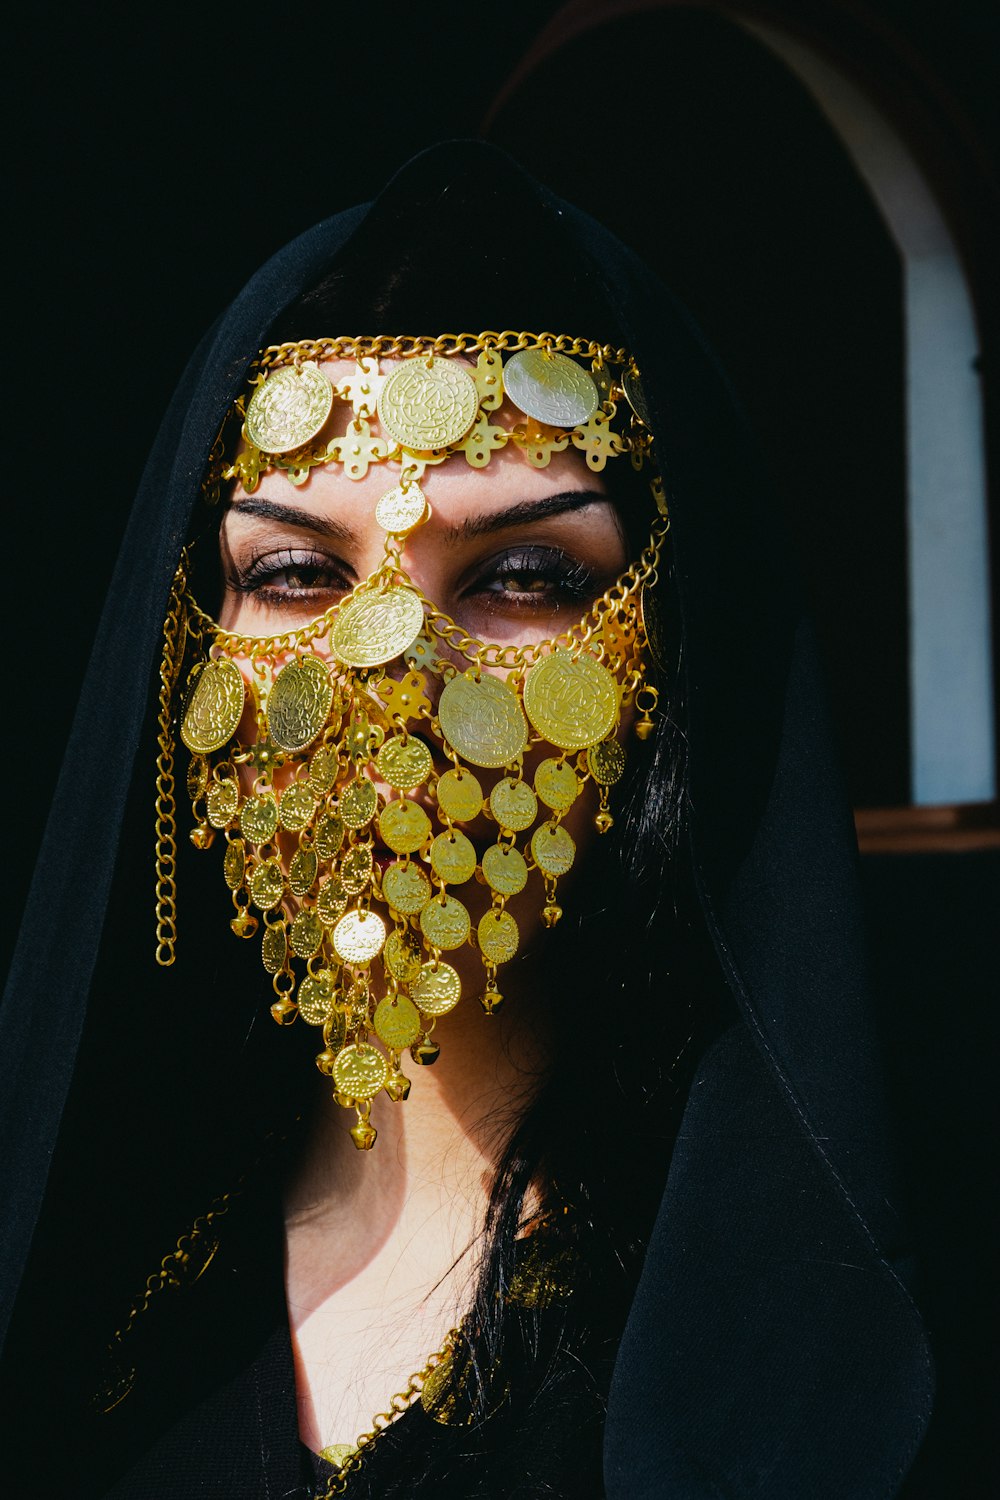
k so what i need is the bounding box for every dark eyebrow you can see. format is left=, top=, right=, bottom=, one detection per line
left=227, top=497, right=358, bottom=542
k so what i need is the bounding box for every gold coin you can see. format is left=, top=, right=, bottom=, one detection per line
left=622, top=366, right=651, bottom=426
left=181, top=659, right=245, bottom=755
left=261, top=921, right=287, bottom=974
left=379, top=798, right=431, bottom=855
left=244, top=361, right=333, bottom=455
left=332, top=1042, right=388, bottom=1101
left=289, top=844, right=318, bottom=896
left=534, top=758, right=580, bottom=812
left=240, top=794, right=279, bottom=845
left=297, top=970, right=336, bottom=1026
left=187, top=756, right=209, bottom=800
left=249, top=857, right=284, bottom=910
left=290, top=908, right=324, bottom=959
left=530, top=822, right=576, bottom=877
left=481, top=843, right=528, bottom=896
left=378, top=359, right=479, bottom=450
left=381, top=861, right=431, bottom=915
left=207, top=778, right=240, bottom=828
left=316, top=812, right=346, bottom=860
left=503, top=348, right=599, bottom=428
left=412, top=960, right=461, bottom=1016
left=374, top=993, right=421, bottom=1051
left=523, top=650, right=618, bottom=752
left=223, top=837, right=246, bottom=890
left=278, top=780, right=318, bottom=832
left=438, top=672, right=527, bottom=769
left=331, top=584, right=424, bottom=669
left=374, top=482, right=428, bottom=534
left=339, top=779, right=378, bottom=830
left=489, top=778, right=537, bottom=832
left=430, top=830, right=477, bottom=885
left=477, top=909, right=519, bottom=965
left=309, top=743, right=340, bottom=795
left=317, top=874, right=348, bottom=925
left=376, top=734, right=433, bottom=790
left=435, top=768, right=484, bottom=823
left=420, top=894, right=470, bottom=951
left=266, top=656, right=334, bottom=753
left=384, top=928, right=422, bottom=983
left=587, top=738, right=625, bottom=786
left=332, top=907, right=386, bottom=965
left=341, top=843, right=374, bottom=895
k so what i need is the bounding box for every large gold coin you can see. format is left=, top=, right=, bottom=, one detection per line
left=376, top=734, right=433, bottom=790
left=438, top=672, right=527, bottom=769
left=384, top=928, right=422, bottom=983
left=316, top=811, right=346, bottom=860
left=332, top=908, right=386, bottom=965
left=249, top=857, right=284, bottom=910
left=374, top=993, right=421, bottom=1051
left=339, top=779, right=378, bottom=830
left=207, top=778, right=240, bottom=828
left=378, top=359, right=479, bottom=450
left=317, top=874, right=348, bottom=925
left=375, top=482, right=428, bottom=535
left=379, top=798, right=431, bottom=855
left=297, top=969, right=337, bottom=1026
left=489, top=778, right=537, bottom=832
left=261, top=921, right=287, bottom=975
left=290, top=908, right=324, bottom=959
left=587, top=738, right=625, bottom=786
left=278, top=780, right=318, bottom=832
left=309, top=743, right=340, bottom=795
left=412, top=960, right=462, bottom=1016
left=477, top=909, right=519, bottom=965
left=340, top=843, right=374, bottom=895
left=420, top=894, right=470, bottom=951
left=534, top=758, right=580, bottom=812
left=481, top=843, right=528, bottom=896
left=381, top=861, right=431, bottom=915
left=240, top=794, right=279, bottom=845
left=289, top=844, right=318, bottom=896
left=530, top=822, right=576, bottom=877
left=332, top=584, right=425, bottom=669
left=223, top=837, right=246, bottom=891
left=266, top=656, right=334, bottom=753
left=523, top=650, right=618, bottom=752
left=332, top=1042, right=388, bottom=1101
left=435, top=768, right=484, bottom=823
left=503, top=348, right=599, bottom=428
left=181, top=659, right=245, bottom=754
left=244, top=361, right=333, bottom=455
left=430, top=830, right=477, bottom=885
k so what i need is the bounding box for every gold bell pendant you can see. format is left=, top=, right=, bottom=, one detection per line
left=351, top=1105, right=377, bottom=1150
left=412, top=1037, right=441, bottom=1066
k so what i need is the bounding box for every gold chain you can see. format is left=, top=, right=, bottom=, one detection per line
left=257, top=330, right=633, bottom=375
left=154, top=554, right=189, bottom=966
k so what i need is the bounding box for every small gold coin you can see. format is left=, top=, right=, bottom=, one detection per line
left=534, top=758, right=580, bottom=812
left=297, top=970, right=336, bottom=1026
left=316, top=812, right=346, bottom=860
left=523, top=650, right=618, bottom=752
left=477, top=909, right=519, bottom=965
left=420, top=894, right=470, bottom=951
left=341, top=843, right=374, bottom=895
left=249, top=857, right=284, bottom=910
left=181, top=660, right=245, bottom=755
left=331, top=584, right=424, bottom=669
left=309, top=743, right=340, bottom=794
left=223, top=837, right=246, bottom=890
left=489, top=778, right=538, bottom=832
left=412, top=960, right=462, bottom=1016
left=530, top=822, right=576, bottom=877
left=376, top=734, right=433, bottom=790
left=430, top=830, right=477, bottom=885
left=482, top=843, right=528, bottom=896
left=379, top=798, right=431, bottom=855
left=374, top=993, right=422, bottom=1051
left=332, top=907, right=386, bottom=965
left=261, top=921, right=287, bottom=974
left=289, top=844, right=318, bottom=896
left=378, top=359, right=479, bottom=450
left=435, top=768, right=484, bottom=823
left=332, top=1042, right=389, bottom=1101
left=381, top=861, right=431, bottom=915
left=278, top=780, right=317, bottom=832
left=187, top=756, right=209, bottom=800
left=375, top=482, right=428, bottom=534
left=290, top=908, right=324, bottom=960
left=438, top=672, right=528, bottom=768
left=384, top=928, right=422, bottom=983
left=244, top=361, right=333, bottom=455
left=240, top=794, right=279, bottom=845
left=266, top=656, right=334, bottom=753
left=503, top=348, right=599, bottom=428
left=317, top=874, right=348, bottom=925
left=207, top=778, right=240, bottom=828
left=587, top=738, right=626, bottom=786
left=622, top=366, right=651, bottom=426
left=323, top=1005, right=349, bottom=1054
left=339, top=779, right=378, bottom=830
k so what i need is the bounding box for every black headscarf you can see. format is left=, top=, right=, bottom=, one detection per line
left=0, top=141, right=932, bottom=1497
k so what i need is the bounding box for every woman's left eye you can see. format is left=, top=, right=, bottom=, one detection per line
left=465, top=546, right=597, bottom=607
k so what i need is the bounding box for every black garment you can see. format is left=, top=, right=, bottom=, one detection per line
left=0, top=141, right=933, bottom=1496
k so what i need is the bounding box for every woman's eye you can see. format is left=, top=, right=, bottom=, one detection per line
left=468, top=546, right=597, bottom=608
left=229, top=549, right=351, bottom=604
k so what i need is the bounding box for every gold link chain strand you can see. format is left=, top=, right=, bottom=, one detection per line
left=154, top=553, right=189, bottom=965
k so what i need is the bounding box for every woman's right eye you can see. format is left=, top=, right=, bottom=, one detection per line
left=228, top=548, right=353, bottom=606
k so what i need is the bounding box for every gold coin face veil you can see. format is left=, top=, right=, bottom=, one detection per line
left=155, top=333, right=669, bottom=1150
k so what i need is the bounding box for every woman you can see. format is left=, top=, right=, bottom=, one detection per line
left=0, top=141, right=933, bottom=1497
